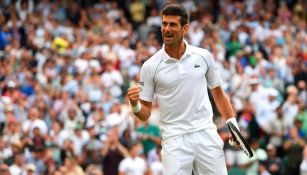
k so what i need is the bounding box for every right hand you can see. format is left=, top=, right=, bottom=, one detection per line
left=127, top=86, right=141, bottom=106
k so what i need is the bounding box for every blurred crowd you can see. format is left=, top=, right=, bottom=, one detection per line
left=0, top=0, right=306, bottom=175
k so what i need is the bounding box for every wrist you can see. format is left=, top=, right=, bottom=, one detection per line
left=131, top=101, right=142, bottom=113
left=226, top=117, right=240, bottom=130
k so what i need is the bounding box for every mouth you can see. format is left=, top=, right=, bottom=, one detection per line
left=164, top=35, right=173, bottom=40
left=164, top=34, right=173, bottom=37
left=164, top=32, right=173, bottom=38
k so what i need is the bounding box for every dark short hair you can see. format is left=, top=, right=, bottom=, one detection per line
left=162, top=4, right=189, bottom=26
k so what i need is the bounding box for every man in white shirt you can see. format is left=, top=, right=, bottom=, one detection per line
left=127, top=4, right=240, bottom=175
left=9, top=153, right=26, bottom=175
left=118, top=142, right=146, bottom=175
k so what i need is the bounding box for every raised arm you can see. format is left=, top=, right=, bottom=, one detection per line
left=127, top=86, right=152, bottom=121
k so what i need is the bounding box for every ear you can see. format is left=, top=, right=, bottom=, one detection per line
left=182, top=24, right=189, bottom=34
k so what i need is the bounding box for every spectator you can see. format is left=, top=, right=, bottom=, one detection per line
left=118, top=142, right=147, bottom=175
left=136, top=120, right=160, bottom=157
left=61, top=104, right=85, bottom=133
left=266, top=106, right=287, bottom=157
left=296, top=99, right=307, bottom=136
left=248, top=77, right=273, bottom=132
left=22, top=107, right=48, bottom=137
left=148, top=144, right=162, bottom=175
left=85, top=164, right=103, bottom=175
left=0, top=0, right=305, bottom=174
left=283, top=127, right=305, bottom=175
left=59, top=156, right=85, bottom=175
left=0, top=137, right=13, bottom=163
left=100, top=61, right=124, bottom=99
left=24, top=147, right=47, bottom=175
left=282, top=85, right=299, bottom=129
left=263, top=143, right=284, bottom=175
left=24, top=163, right=37, bottom=175
left=0, top=162, right=11, bottom=175
left=102, top=126, right=128, bottom=175
left=129, top=0, right=146, bottom=30
left=70, top=123, right=90, bottom=156
left=9, top=153, right=26, bottom=175
left=79, top=126, right=103, bottom=168
left=237, top=138, right=268, bottom=175
left=15, top=0, right=34, bottom=22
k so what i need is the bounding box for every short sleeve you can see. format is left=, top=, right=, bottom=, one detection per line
left=139, top=62, right=155, bottom=102
left=205, top=51, right=223, bottom=89
left=118, top=159, right=127, bottom=173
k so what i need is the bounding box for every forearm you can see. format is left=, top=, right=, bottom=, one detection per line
left=214, top=90, right=235, bottom=120
left=101, top=144, right=109, bottom=156
left=297, top=138, right=306, bottom=147
left=133, top=101, right=151, bottom=121
left=117, top=143, right=130, bottom=158
left=148, top=135, right=161, bottom=145
left=283, top=140, right=292, bottom=150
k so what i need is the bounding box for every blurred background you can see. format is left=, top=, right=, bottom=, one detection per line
left=0, top=0, right=306, bottom=175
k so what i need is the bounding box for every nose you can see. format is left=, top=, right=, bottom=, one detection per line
left=162, top=24, right=171, bottom=32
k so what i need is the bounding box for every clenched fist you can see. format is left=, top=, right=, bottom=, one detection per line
left=127, top=86, right=141, bottom=106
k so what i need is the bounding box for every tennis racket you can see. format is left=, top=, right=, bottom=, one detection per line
left=227, top=122, right=254, bottom=158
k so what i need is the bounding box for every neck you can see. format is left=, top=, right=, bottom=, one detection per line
left=165, top=41, right=186, bottom=60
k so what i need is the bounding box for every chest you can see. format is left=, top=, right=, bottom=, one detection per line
left=155, top=58, right=207, bottom=90
left=124, top=158, right=145, bottom=174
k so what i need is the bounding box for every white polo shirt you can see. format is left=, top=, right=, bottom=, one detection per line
left=140, top=42, right=223, bottom=139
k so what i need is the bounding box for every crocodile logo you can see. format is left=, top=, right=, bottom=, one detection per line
left=194, top=64, right=200, bottom=68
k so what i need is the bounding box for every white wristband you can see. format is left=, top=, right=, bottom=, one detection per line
left=226, top=117, right=240, bottom=130
left=131, top=101, right=142, bottom=113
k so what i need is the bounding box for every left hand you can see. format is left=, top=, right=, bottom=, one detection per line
left=226, top=117, right=241, bottom=148
left=228, top=133, right=240, bottom=148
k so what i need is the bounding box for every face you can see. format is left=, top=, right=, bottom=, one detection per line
left=161, top=15, right=188, bottom=46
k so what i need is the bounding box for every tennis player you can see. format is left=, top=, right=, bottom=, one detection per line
left=127, top=4, right=240, bottom=175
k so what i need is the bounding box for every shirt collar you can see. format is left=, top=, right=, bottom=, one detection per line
left=161, top=40, right=192, bottom=62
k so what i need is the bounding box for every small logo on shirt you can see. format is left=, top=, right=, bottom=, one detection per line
left=194, top=64, right=200, bottom=68
left=139, top=81, right=144, bottom=86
